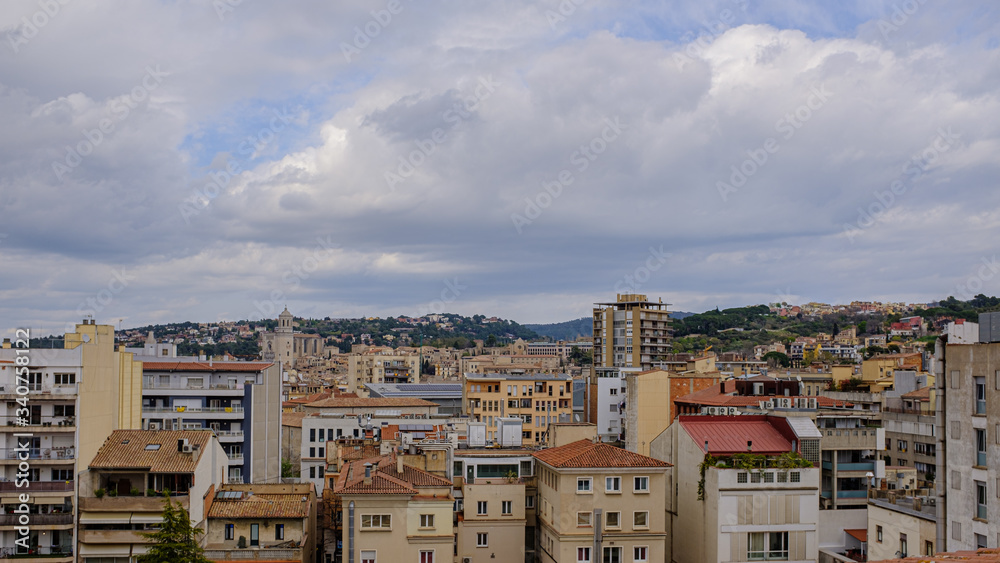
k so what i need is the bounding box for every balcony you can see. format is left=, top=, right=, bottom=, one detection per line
left=215, top=431, right=245, bottom=442
left=203, top=548, right=303, bottom=561
left=142, top=406, right=244, bottom=418
left=820, top=427, right=883, bottom=451
left=80, top=494, right=188, bottom=512
left=0, top=514, right=73, bottom=526
left=78, top=529, right=146, bottom=544
left=2, top=420, right=75, bottom=432
left=227, top=454, right=244, bottom=464
left=1, top=448, right=75, bottom=463
left=0, top=550, right=73, bottom=560
left=143, top=383, right=244, bottom=397
left=0, top=386, right=77, bottom=400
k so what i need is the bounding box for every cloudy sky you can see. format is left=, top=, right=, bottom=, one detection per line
left=1, top=0, right=999, bottom=336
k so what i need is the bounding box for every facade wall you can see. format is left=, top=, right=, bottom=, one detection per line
left=340, top=495, right=453, bottom=563
left=458, top=481, right=526, bottom=563
left=867, top=503, right=936, bottom=560
left=464, top=375, right=573, bottom=447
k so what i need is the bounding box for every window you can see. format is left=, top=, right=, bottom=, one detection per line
left=477, top=501, right=488, bottom=515
left=634, top=476, right=649, bottom=492
left=876, top=525, right=883, bottom=542
left=633, top=546, right=648, bottom=562
left=577, top=547, right=591, bottom=562
left=502, top=500, right=512, bottom=515
left=899, top=534, right=908, bottom=557
left=603, top=546, right=622, bottom=563
left=577, top=477, right=592, bottom=493
left=319, top=447, right=325, bottom=458
left=53, top=404, right=76, bottom=417
left=225, top=523, right=234, bottom=540
left=610, top=404, right=619, bottom=412
left=361, top=514, right=391, bottom=529
left=976, top=481, right=987, bottom=520
left=747, top=532, right=788, bottom=560
left=897, top=440, right=908, bottom=453
left=790, top=472, right=800, bottom=483
left=51, top=469, right=72, bottom=481
left=606, top=476, right=621, bottom=492
left=976, top=534, right=987, bottom=549
left=976, top=429, right=987, bottom=467
left=975, top=377, right=986, bottom=414
left=525, top=496, right=534, bottom=508
left=606, top=511, right=620, bottom=529
left=737, top=472, right=748, bottom=483
left=275, top=524, right=284, bottom=540
left=420, top=514, right=434, bottom=528
left=250, top=523, right=259, bottom=547
left=633, top=511, right=648, bottom=529
left=54, top=373, right=75, bottom=385
left=309, top=447, right=316, bottom=458
left=361, top=551, right=376, bottom=563
left=577, top=512, right=592, bottom=527
left=309, top=466, right=316, bottom=478
left=925, top=541, right=934, bottom=556
left=309, top=429, right=316, bottom=442
left=476, top=532, right=488, bottom=547
left=419, top=551, right=434, bottom=563
left=319, top=428, right=325, bottom=441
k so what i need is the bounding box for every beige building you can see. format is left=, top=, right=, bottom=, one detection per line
left=868, top=494, right=937, bottom=559
left=77, top=429, right=228, bottom=561
left=653, top=415, right=822, bottom=563
left=333, top=453, right=454, bottom=563
left=457, top=479, right=527, bottom=563
left=533, top=439, right=670, bottom=563
left=204, top=483, right=317, bottom=563
left=0, top=320, right=142, bottom=561
left=463, top=373, right=573, bottom=446
left=593, top=293, right=671, bottom=370
left=259, top=307, right=327, bottom=367
left=346, top=349, right=420, bottom=395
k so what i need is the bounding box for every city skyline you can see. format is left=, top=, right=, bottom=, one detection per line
left=1, top=1, right=998, bottom=337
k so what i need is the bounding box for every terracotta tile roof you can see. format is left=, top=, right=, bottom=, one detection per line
left=209, top=493, right=310, bottom=519
left=901, top=386, right=932, bottom=400
left=533, top=440, right=669, bottom=469
left=288, top=391, right=333, bottom=405
left=333, top=453, right=452, bottom=495
left=304, top=397, right=437, bottom=409
left=679, top=416, right=793, bottom=455
left=89, top=430, right=213, bottom=473
left=870, top=548, right=1000, bottom=563
left=845, top=529, right=867, bottom=542
left=142, top=361, right=273, bottom=372
left=282, top=412, right=307, bottom=428
left=340, top=444, right=381, bottom=462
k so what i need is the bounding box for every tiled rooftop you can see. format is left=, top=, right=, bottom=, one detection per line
left=89, top=430, right=213, bottom=473
left=533, top=439, right=669, bottom=469
left=333, top=453, right=453, bottom=495
left=209, top=493, right=311, bottom=519
left=679, top=415, right=794, bottom=455
left=141, top=361, right=273, bottom=372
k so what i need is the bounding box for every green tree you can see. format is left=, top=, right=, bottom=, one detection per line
left=485, top=334, right=497, bottom=347
left=762, top=351, right=791, bottom=368
left=281, top=458, right=296, bottom=478
left=137, top=494, right=211, bottom=563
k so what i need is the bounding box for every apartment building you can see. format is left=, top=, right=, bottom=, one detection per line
left=593, top=293, right=671, bottom=370
left=868, top=493, right=937, bottom=559
left=0, top=320, right=142, bottom=561
left=533, top=438, right=670, bottom=563
left=817, top=411, right=886, bottom=509
left=346, top=349, right=420, bottom=395
left=587, top=367, right=635, bottom=443
left=463, top=373, right=573, bottom=447
left=457, top=479, right=527, bottom=563
left=882, top=386, right=936, bottom=481
left=333, top=453, right=454, bottom=563
left=936, top=338, right=1000, bottom=551
left=140, top=359, right=281, bottom=484
left=77, top=429, right=227, bottom=561
left=204, top=483, right=317, bottom=563
left=653, top=415, right=821, bottom=563
left=526, top=340, right=594, bottom=361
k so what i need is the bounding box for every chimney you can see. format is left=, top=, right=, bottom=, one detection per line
left=363, top=463, right=372, bottom=485
left=397, top=456, right=404, bottom=475
left=705, top=440, right=709, bottom=453
left=747, top=440, right=753, bottom=452
left=1, top=338, right=10, bottom=349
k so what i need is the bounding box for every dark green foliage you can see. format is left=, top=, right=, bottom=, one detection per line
left=137, top=494, right=211, bottom=563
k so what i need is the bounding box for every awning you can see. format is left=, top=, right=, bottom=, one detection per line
left=130, top=513, right=164, bottom=524
left=78, top=544, right=132, bottom=556
left=845, top=529, right=868, bottom=543
left=0, top=496, right=31, bottom=504
left=79, top=511, right=131, bottom=524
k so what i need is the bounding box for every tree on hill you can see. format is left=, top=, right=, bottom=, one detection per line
left=137, top=494, right=211, bottom=563
left=762, top=351, right=791, bottom=368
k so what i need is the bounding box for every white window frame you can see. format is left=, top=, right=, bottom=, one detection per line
left=419, top=550, right=434, bottom=563
left=577, top=547, right=591, bottom=562
left=577, top=511, right=592, bottom=527
left=419, top=514, right=434, bottom=528
left=577, top=477, right=592, bottom=493
left=634, top=476, right=649, bottom=492
left=360, top=514, right=391, bottom=530
left=477, top=500, right=488, bottom=515
left=502, top=500, right=513, bottom=515
left=633, top=545, right=648, bottom=562
left=606, top=511, right=620, bottom=529
left=606, top=476, right=621, bottom=493
left=633, top=510, right=649, bottom=530
left=360, top=550, right=376, bottom=563
left=476, top=532, right=489, bottom=547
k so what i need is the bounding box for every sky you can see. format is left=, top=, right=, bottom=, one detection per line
left=1, top=0, right=999, bottom=336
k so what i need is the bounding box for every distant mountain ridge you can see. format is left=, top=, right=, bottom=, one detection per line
left=526, top=312, right=697, bottom=340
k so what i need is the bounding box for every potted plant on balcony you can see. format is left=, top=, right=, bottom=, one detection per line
left=95, top=488, right=105, bottom=498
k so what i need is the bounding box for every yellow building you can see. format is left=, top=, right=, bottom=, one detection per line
left=346, top=349, right=420, bottom=395
left=457, top=479, right=527, bottom=563
left=463, top=373, right=573, bottom=446
left=593, top=294, right=672, bottom=370
left=534, top=439, right=671, bottom=563
left=204, top=483, right=317, bottom=563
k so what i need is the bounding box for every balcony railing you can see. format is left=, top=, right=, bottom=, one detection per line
left=1, top=448, right=75, bottom=461
left=215, top=431, right=244, bottom=440
left=227, top=454, right=244, bottom=463
left=0, top=514, right=73, bottom=526
left=203, top=549, right=300, bottom=560
left=0, top=481, right=74, bottom=493
left=142, top=406, right=244, bottom=414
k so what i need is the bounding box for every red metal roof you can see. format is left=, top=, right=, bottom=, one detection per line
left=679, top=415, right=793, bottom=455
left=845, top=529, right=867, bottom=542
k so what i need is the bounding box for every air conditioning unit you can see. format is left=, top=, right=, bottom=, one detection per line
left=808, top=398, right=817, bottom=409
left=148, top=422, right=161, bottom=431
left=727, top=407, right=739, bottom=415
left=762, top=400, right=775, bottom=410
left=777, top=398, right=792, bottom=409
left=464, top=558, right=472, bottom=563
left=182, top=445, right=194, bottom=453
